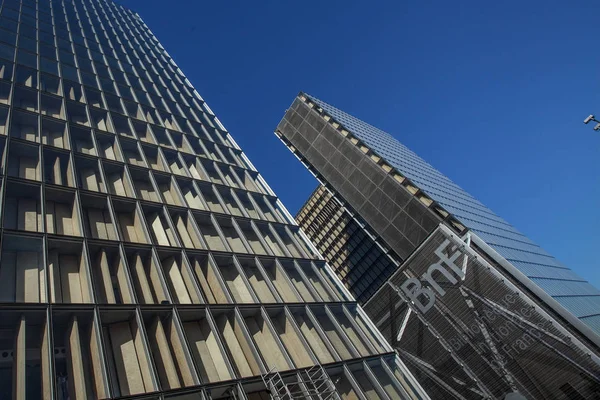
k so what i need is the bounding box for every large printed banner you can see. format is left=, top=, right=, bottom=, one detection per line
left=364, top=225, right=600, bottom=400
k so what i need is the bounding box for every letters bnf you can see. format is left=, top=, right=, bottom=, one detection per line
left=400, top=239, right=466, bottom=313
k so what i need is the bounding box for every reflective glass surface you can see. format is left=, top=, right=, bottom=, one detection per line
left=307, top=93, right=600, bottom=333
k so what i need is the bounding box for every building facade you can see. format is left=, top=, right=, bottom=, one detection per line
left=276, top=93, right=600, bottom=399
left=296, top=185, right=398, bottom=304
left=289, top=93, right=600, bottom=335
left=0, top=1, right=427, bottom=399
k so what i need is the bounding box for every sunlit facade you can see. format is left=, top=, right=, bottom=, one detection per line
left=299, top=93, right=600, bottom=335
left=0, top=1, right=425, bottom=399
left=276, top=92, right=600, bottom=399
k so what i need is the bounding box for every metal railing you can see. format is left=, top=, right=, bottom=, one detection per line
left=261, top=365, right=340, bottom=400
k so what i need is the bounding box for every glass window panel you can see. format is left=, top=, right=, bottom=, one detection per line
left=40, top=57, right=59, bottom=75
left=17, top=48, right=37, bottom=68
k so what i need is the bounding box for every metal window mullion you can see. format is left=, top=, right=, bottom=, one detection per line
left=179, top=248, right=207, bottom=304
left=211, top=142, right=229, bottom=166
left=341, top=364, right=368, bottom=400
left=78, top=237, right=98, bottom=304
left=230, top=254, right=259, bottom=303
left=258, top=306, right=295, bottom=369
left=162, top=127, right=178, bottom=150
left=92, top=306, right=115, bottom=398
left=143, top=124, right=158, bottom=146
left=92, top=150, right=110, bottom=194
left=274, top=258, right=305, bottom=302
left=227, top=188, right=250, bottom=219
left=228, top=148, right=246, bottom=170
left=130, top=138, right=148, bottom=167
left=36, top=142, right=48, bottom=236
left=158, top=203, right=182, bottom=247
left=282, top=306, right=321, bottom=365
left=254, top=170, right=276, bottom=197
left=293, top=220, right=326, bottom=264
left=284, top=226, right=310, bottom=259
left=253, top=257, right=284, bottom=303
left=374, top=357, right=420, bottom=400
left=310, top=261, right=343, bottom=302
left=209, top=213, right=233, bottom=253
left=155, top=250, right=189, bottom=305
left=44, top=305, right=58, bottom=400
left=204, top=182, right=227, bottom=213
left=292, top=260, right=322, bottom=302
left=87, top=117, right=105, bottom=156
left=0, top=114, right=9, bottom=195
left=132, top=200, right=155, bottom=243
left=340, top=304, right=379, bottom=355
left=150, top=172, right=171, bottom=205
left=290, top=369, right=317, bottom=399
left=154, top=146, right=169, bottom=173
left=180, top=134, right=194, bottom=155
left=250, top=171, right=270, bottom=195
left=136, top=311, right=166, bottom=393
left=305, top=305, right=342, bottom=363
left=116, top=241, right=140, bottom=305
left=267, top=222, right=292, bottom=258
left=148, top=245, right=175, bottom=304
left=207, top=252, right=235, bottom=304
left=227, top=165, right=246, bottom=189
left=133, top=305, right=160, bottom=390
left=323, top=305, right=362, bottom=359
left=233, top=382, right=249, bottom=400
left=229, top=217, right=253, bottom=254
left=172, top=150, right=188, bottom=177
left=0, top=194, right=5, bottom=252
left=197, top=159, right=216, bottom=184
left=208, top=183, right=229, bottom=214
left=234, top=308, right=274, bottom=375
left=140, top=167, right=160, bottom=201
left=239, top=170, right=257, bottom=194
left=319, top=258, right=354, bottom=303
left=182, top=209, right=210, bottom=250
left=120, top=163, right=137, bottom=199
left=360, top=360, right=394, bottom=400
left=248, top=221, right=274, bottom=257
left=194, top=136, right=211, bottom=159
left=204, top=307, right=242, bottom=379
left=245, top=191, right=267, bottom=221
left=211, top=161, right=232, bottom=188
left=261, top=196, right=284, bottom=225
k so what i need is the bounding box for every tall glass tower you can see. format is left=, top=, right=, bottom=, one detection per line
left=275, top=92, right=600, bottom=399
left=282, top=92, right=600, bottom=336
left=0, top=1, right=424, bottom=399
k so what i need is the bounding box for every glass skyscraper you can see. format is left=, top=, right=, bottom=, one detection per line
left=275, top=92, right=600, bottom=399
left=299, top=93, right=600, bottom=335
left=0, top=1, right=426, bottom=399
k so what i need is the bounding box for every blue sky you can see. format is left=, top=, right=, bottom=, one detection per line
left=119, top=0, right=600, bottom=288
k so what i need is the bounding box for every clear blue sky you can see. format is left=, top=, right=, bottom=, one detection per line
left=118, top=0, right=600, bottom=288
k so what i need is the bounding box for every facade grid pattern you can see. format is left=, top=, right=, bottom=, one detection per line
left=276, top=93, right=600, bottom=398
left=0, top=1, right=423, bottom=400
left=304, top=93, right=600, bottom=334
left=296, top=186, right=397, bottom=303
